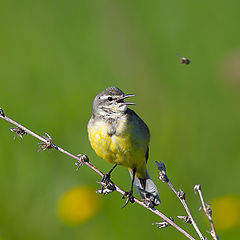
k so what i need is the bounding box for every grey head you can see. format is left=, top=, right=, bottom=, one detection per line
left=92, top=87, right=135, bottom=118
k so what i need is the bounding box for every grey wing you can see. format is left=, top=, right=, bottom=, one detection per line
left=127, top=109, right=150, bottom=138
left=145, top=146, right=149, bottom=163
left=127, top=108, right=150, bottom=159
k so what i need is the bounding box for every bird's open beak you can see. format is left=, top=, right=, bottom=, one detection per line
left=117, top=94, right=136, bottom=105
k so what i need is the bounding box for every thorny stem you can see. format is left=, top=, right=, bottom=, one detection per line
left=194, top=185, right=218, bottom=240
left=0, top=107, right=196, bottom=240
left=156, top=161, right=205, bottom=240
left=169, top=181, right=205, bottom=240
left=0, top=110, right=47, bottom=143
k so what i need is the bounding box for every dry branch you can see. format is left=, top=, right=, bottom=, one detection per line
left=156, top=161, right=206, bottom=240
left=194, top=184, right=219, bottom=240
left=0, top=107, right=218, bottom=240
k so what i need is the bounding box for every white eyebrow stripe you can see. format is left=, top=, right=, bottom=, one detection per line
left=100, top=95, right=111, bottom=100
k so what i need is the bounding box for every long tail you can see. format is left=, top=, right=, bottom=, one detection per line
left=129, top=169, right=161, bottom=206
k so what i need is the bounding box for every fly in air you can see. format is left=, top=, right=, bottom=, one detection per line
left=177, top=53, right=191, bottom=65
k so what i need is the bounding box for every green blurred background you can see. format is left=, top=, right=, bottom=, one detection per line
left=0, top=0, right=240, bottom=239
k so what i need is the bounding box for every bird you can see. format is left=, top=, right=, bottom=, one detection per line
left=87, top=87, right=161, bottom=207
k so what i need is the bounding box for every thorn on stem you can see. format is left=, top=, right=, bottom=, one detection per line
left=205, top=204, right=212, bottom=218
left=10, top=127, right=27, bottom=139
left=153, top=217, right=174, bottom=229
left=178, top=189, right=186, bottom=200
left=207, top=230, right=219, bottom=240
left=75, top=154, right=89, bottom=169
left=0, top=107, right=5, bottom=117
left=38, top=133, right=57, bottom=151
left=177, top=216, right=192, bottom=224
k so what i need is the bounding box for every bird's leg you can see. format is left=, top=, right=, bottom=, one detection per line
left=101, top=164, right=117, bottom=193
left=122, top=167, right=136, bottom=208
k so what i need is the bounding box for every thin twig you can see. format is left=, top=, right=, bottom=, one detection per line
left=0, top=108, right=47, bottom=143
left=156, top=161, right=206, bottom=240
left=194, top=185, right=219, bottom=240
left=0, top=107, right=196, bottom=240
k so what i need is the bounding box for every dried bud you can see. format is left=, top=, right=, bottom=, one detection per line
left=10, top=127, right=27, bottom=139
left=143, top=198, right=154, bottom=208
left=0, top=107, right=5, bottom=117
left=207, top=230, right=219, bottom=240
left=38, top=133, right=57, bottom=151
left=143, top=194, right=160, bottom=208
left=155, top=161, right=169, bottom=183
left=178, top=190, right=185, bottom=200
left=153, top=217, right=174, bottom=229
left=75, top=154, right=89, bottom=169
left=156, top=161, right=166, bottom=171
left=177, top=215, right=192, bottom=224
left=206, top=204, right=212, bottom=218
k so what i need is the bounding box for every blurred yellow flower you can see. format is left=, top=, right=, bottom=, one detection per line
left=211, top=195, right=240, bottom=231
left=58, top=185, right=101, bottom=225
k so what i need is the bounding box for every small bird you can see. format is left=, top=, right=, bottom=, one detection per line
left=88, top=87, right=161, bottom=207
left=177, top=53, right=191, bottom=65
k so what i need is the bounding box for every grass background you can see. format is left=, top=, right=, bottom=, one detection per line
left=0, top=0, right=240, bottom=239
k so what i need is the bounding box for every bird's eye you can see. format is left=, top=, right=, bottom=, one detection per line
left=108, top=97, right=113, bottom=101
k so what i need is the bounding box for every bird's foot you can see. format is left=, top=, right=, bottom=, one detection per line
left=100, top=173, right=116, bottom=194
left=122, top=190, right=135, bottom=208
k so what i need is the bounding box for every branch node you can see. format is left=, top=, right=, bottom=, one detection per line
left=207, top=230, right=219, bottom=240
left=155, top=161, right=169, bottom=183
left=178, top=189, right=186, bottom=200
left=38, top=133, right=57, bottom=151
left=205, top=204, right=212, bottom=218
left=143, top=197, right=155, bottom=208
left=153, top=217, right=174, bottom=229
left=177, top=215, right=192, bottom=224
left=75, top=154, right=89, bottom=169
left=10, top=127, right=27, bottom=139
left=0, top=107, right=5, bottom=117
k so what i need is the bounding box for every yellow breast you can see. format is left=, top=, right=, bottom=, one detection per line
left=87, top=116, right=149, bottom=178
